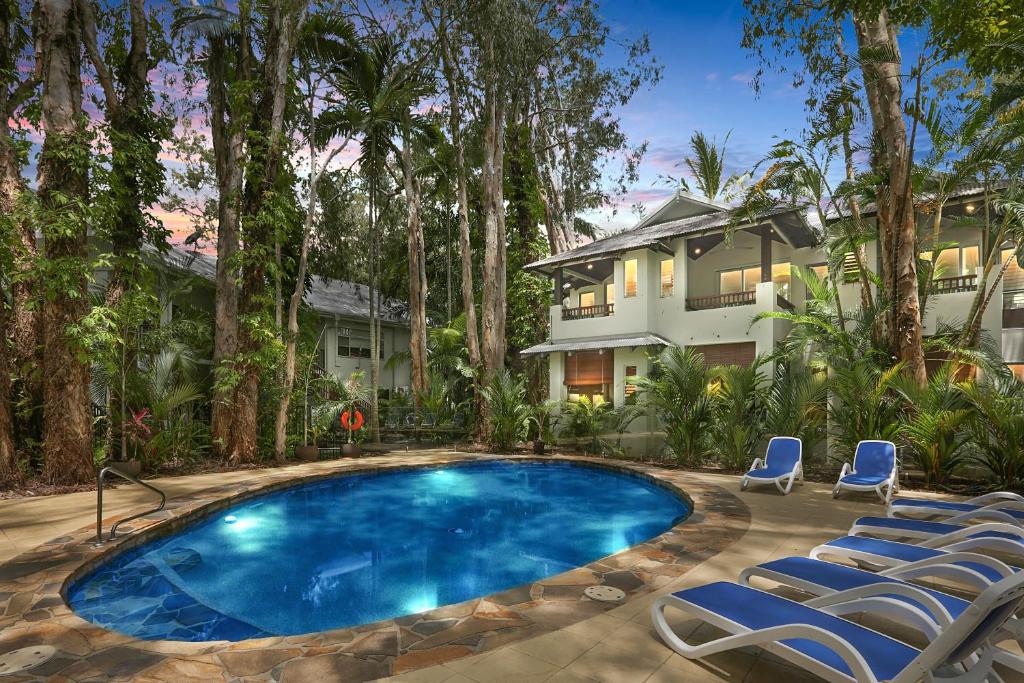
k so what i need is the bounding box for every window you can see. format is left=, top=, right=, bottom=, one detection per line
left=605, top=282, right=615, bottom=305
left=810, top=263, right=829, bottom=281
left=337, top=326, right=371, bottom=359
left=564, top=350, right=613, bottom=404
left=624, top=365, right=638, bottom=405
left=1003, top=248, right=1024, bottom=291
left=660, top=259, right=674, bottom=297
left=624, top=259, right=638, bottom=297
left=719, top=263, right=791, bottom=296
left=579, top=291, right=595, bottom=308
left=922, top=245, right=980, bottom=278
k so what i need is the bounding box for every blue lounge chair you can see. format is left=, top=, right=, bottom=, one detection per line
left=809, top=535, right=1017, bottom=590
left=889, top=491, right=1024, bottom=524
left=740, top=436, right=803, bottom=495
left=849, top=516, right=1024, bottom=559
left=739, top=556, right=1024, bottom=673
left=651, top=571, right=1024, bottom=683
left=833, top=440, right=898, bottom=503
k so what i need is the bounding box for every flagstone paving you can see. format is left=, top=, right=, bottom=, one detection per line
left=0, top=453, right=1019, bottom=682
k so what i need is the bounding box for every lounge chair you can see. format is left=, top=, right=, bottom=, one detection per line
left=809, top=535, right=1016, bottom=590
left=739, top=555, right=1024, bottom=672
left=740, top=436, right=802, bottom=495
left=651, top=571, right=1024, bottom=683
left=833, top=440, right=898, bottom=503
left=889, top=492, right=1024, bottom=524
left=849, top=516, right=1024, bottom=558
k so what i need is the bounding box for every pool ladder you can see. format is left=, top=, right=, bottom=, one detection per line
left=94, top=466, right=167, bottom=545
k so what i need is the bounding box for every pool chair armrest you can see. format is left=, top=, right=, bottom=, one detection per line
left=917, top=522, right=1024, bottom=549
left=967, top=492, right=1024, bottom=506
left=750, top=457, right=764, bottom=471
left=653, top=600, right=876, bottom=683
left=838, top=462, right=852, bottom=478
left=881, top=551, right=1015, bottom=588
left=946, top=508, right=1024, bottom=527
left=805, top=582, right=953, bottom=629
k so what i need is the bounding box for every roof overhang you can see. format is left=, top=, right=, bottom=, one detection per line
left=520, top=333, right=672, bottom=356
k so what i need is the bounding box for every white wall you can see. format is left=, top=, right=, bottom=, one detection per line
left=322, top=317, right=411, bottom=392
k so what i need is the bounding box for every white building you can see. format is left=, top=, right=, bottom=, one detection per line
left=523, top=189, right=1024, bottom=415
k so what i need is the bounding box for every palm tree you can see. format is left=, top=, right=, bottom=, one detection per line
left=679, top=131, right=743, bottom=201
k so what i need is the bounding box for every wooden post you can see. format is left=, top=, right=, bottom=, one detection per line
left=760, top=227, right=772, bottom=283
left=553, top=267, right=564, bottom=304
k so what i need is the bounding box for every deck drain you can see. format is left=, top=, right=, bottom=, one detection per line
left=0, top=646, right=57, bottom=676
left=584, top=585, right=625, bottom=602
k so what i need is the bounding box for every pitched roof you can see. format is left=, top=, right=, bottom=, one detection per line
left=525, top=203, right=810, bottom=272
left=160, top=245, right=408, bottom=323
left=520, top=332, right=672, bottom=355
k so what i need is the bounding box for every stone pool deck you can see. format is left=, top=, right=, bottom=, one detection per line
left=0, top=452, right=1018, bottom=682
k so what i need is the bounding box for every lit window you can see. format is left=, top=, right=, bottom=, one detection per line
left=810, top=264, right=829, bottom=281
left=1002, top=248, right=1024, bottom=291
left=660, top=259, right=674, bottom=297
left=624, top=365, right=638, bottom=405
left=743, top=266, right=761, bottom=292
left=720, top=265, right=777, bottom=294
left=719, top=269, right=743, bottom=294
left=605, top=282, right=615, bottom=305
left=924, top=245, right=981, bottom=278
left=771, top=262, right=792, bottom=299
left=579, top=291, right=595, bottom=308
left=962, top=245, right=979, bottom=274
left=624, top=259, right=638, bottom=298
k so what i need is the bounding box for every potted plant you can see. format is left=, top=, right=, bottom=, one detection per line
left=314, top=372, right=371, bottom=458
left=296, top=420, right=323, bottom=461
left=113, top=408, right=150, bottom=477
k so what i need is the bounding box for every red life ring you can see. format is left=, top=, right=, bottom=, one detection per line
left=341, top=409, right=364, bottom=431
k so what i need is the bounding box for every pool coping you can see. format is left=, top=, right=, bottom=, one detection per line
left=0, top=453, right=751, bottom=682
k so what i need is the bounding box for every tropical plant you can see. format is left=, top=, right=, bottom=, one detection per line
left=634, top=346, right=715, bottom=467
left=480, top=369, right=532, bottom=452
left=677, top=131, right=745, bottom=202
left=711, top=361, right=767, bottom=471
left=828, top=360, right=906, bottom=464
left=896, top=366, right=973, bottom=488
left=762, top=361, right=827, bottom=462
left=313, top=372, right=372, bottom=445
left=964, top=378, right=1024, bottom=491
left=529, top=399, right=560, bottom=444
left=561, top=395, right=613, bottom=455
left=131, top=344, right=206, bottom=470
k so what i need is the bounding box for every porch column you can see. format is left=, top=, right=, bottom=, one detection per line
left=553, top=267, right=564, bottom=304
left=760, top=227, right=772, bottom=283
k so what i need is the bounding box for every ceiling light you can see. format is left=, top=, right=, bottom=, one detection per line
left=965, top=203, right=976, bottom=215
left=586, top=263, right=594, bottom=270
left=694, top=247, right=702, bottom=255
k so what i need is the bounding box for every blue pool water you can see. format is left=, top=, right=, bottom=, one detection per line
left=67, top=460, right=690, bottom=641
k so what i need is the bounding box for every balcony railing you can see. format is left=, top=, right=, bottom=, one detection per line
left=562, top=303, right=614, bottom=321
left=933, top=274, right=978, bottom=294
left=686, top=291, right=756, bottom=311
left=1005, top=289, right=1024, bottom=328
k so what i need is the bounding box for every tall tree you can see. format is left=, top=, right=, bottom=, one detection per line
left=37, top=0, right=94, bottom=485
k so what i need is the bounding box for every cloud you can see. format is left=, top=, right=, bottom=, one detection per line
left=705, top=72, right=719, bottom=82
left=729, top=72, right=752, bottom=83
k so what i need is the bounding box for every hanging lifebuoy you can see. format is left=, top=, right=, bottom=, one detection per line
left=341, top=409, right=364, bottom=431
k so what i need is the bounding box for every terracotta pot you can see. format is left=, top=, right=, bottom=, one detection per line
left=109, top=460, right=142, bottom=478
left=341, top=442, right=362, bottom=458
left=296, top=445, right=319, bottom=462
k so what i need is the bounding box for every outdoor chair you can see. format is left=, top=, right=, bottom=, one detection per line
left=833, top=440, right=898, bottom=503
left=889, top=492, right=1024, bottom=524
left=651, top=569, right=1024, bottom=683
left=848, top=516, right=1024, bottom=560
left=740, top=436, right=802, bottom=495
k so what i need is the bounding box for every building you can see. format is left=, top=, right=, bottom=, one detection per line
left=522, top=189, right=1024, bottom=417
left=159, top=246, right=412, bottom=396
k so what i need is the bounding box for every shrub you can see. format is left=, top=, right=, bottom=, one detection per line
left=763, top=361, right=827, bottom=463
left=897, top=366, right=973, bottom=488
left=561, top=395, right=613, bottom=454
left=481, top=369, right=531, bottom=451
left=964, top=379, right=1024, bottom=490
left=828, top=359, right=905, bottom=464
left=711, top=361, right=766, bottom=471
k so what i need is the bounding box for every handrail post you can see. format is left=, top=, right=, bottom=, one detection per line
left=93, top=466, right=167, bottom=545
left=95, top=469, right=105, bottom=545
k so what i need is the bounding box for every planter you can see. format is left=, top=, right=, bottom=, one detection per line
left=532, top=440, right=546, bottom=455
left=341, top=442, right=362, bottom=458
left=296, top=445, right=320, bottom=462
left=108, top=459, right=142, bottom=478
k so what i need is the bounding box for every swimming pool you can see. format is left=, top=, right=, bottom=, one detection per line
left=67, top=460, right=691, bottom=641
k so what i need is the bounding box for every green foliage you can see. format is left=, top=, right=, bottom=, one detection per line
left=480, top=369, right=532, bottom=452
left=964, top=378, right=1024, bottom=490
left=560, top=395, right=613, bottom=455
left=828, top=360, right=906, bottom=464
left=763, top=362, right=827, bottom=462
left=312, top=372, right=372, bottom=444
left=711, top=361, right=766, bottom=472
left=895, top=367, right=973, bottom=488
left=635, top=346, right=715, bottom=467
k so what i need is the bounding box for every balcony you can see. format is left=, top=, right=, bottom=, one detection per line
left=686, top=291, right=756, bottom=311
left=933, top=274, right=977, bottom=294
left=562, top=303, right=614, bottom=321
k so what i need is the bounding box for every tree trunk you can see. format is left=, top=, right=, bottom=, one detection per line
left=853, top=8, right=926, bottom=384
left=38, top=0, right=93, bottom=486
left=403, top=133, right=429, bottom=406
left=0, top=280, right=18, bottom=487
left=480, top=73, right=508, bottom=381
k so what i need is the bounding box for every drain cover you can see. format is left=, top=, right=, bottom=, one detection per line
left=584, top=585, right=625, bottom=602
left=0, top=646, right=57, bottom=676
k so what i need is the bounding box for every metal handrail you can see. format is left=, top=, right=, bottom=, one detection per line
left=95, top=466, right=166, bottom=545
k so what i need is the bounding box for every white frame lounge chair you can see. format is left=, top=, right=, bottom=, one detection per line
left=740, top=436, right=803, bottom=495
left=833, top=440, right=898, bottom=503
left=651, top=571, right=1024, bottom=683
left=849, top=516, right=1024, bottom=559
left=889, top=492, right=1024, bottom=524
left=809, top=536, right=1017, bottom=591
left=739, top=555, right=1024, bottom=673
